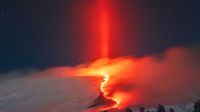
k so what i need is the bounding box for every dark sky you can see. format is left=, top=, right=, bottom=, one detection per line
left=0, top=0, right=200, bottom=72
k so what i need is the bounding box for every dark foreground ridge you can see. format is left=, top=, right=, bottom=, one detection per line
left=98, top=100, right=200, bottom=112
left=88, top=92, right=116, bottom=108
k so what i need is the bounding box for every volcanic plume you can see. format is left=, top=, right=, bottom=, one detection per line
left=60, top=46, right=200, bottom=111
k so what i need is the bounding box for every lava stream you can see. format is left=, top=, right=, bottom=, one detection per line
left=101, top=73, right=120, bottom=108
left=89, top=72, right=120, bottom=111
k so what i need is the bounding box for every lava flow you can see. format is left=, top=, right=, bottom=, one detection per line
left=101, top=73, right=120, bottom=108
left=87, top=71, right=120, bottom=110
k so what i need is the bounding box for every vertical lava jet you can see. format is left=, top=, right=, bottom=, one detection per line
left=87, top=0, right=120, bottom=111
left=96, top=0, right=118, bottom=109
left=99, top=0, right=109, bottom=58
left=73, top=0, right=122, bottom=111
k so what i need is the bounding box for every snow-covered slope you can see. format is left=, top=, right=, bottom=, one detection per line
left=0, top=75, right=99, bottom=112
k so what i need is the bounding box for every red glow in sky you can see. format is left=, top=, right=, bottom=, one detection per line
left=98, top=0, right=110, bottom=58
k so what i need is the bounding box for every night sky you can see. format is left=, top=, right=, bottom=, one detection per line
left=0, top=0, right=200, bottom=72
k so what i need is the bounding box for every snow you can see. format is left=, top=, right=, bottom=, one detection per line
left=0, top=75, right=98, bottom=112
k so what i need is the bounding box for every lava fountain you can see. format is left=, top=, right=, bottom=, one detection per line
left=87, top=0, right=122, bottom=111
left=99, top=0, right=110, bottom=58
left=73, top=0, right=125, bottom=111
left=88, top=0, right=120, bottom=110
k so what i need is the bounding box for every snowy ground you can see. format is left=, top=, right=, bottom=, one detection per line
left=0, top=74, right=198, bottom=112
left=0, top=74, right=100, bottom=112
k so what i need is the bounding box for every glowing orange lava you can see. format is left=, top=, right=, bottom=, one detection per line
left=100, top=72, right=120, bottom=110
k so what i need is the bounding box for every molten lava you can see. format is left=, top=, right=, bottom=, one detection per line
left=87, top=71, right=120, bottom=110
left=99, top=73, right=120, bottom=109
left=101, top=73, right=112, bottom=99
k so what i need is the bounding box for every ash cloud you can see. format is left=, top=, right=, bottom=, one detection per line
left=0, top=43, right=200, bottom=111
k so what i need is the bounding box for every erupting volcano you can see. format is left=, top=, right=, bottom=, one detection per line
left=72, top=0, right=129, bottom=110
left=0, top=0, right=199, bottom=112
left=87, top=0, right=120, bottom=111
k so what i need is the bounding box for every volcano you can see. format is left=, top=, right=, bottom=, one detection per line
left=88, top=92, right=116, bottom=108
